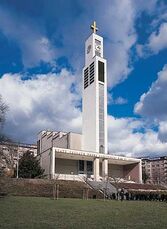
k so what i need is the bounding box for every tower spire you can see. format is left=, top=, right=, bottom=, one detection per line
left=90, top=21, right=98, bottom=34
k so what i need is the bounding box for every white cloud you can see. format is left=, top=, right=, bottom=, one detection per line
left=134, top=65, right=167, bottom=144
left=158, top=121, right=167, bottom=142
left=0, top=71, right=81, bottom=142
left=134, top=65, right=167, bottom=120
left=137, top=22, right=167, bottom=57
left=0, top=7, right=55, bottom=68
left=148, top=23, right=167, bottom=54
left=108, top=116, right=167, bottom=157
left=151, top=12, right=167, bottom=29
left=136, top=44, right=144, bottom=57
left=108, top=94, right=128, bottom=105
left=114, top=97, right=128, bottom=105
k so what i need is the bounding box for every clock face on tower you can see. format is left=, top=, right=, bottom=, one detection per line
left=95, top=44, right=101, bottom=52
left=95, top=39, right=101, bottom=56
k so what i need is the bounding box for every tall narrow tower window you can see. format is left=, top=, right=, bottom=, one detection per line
left=98, top=61, right=104, bottom=82
left=99, top=83, right=105, bottom=153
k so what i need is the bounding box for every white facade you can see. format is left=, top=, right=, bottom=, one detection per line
left=82, top=32, right=107, bottom=154
left=37, top=131, right=142, bottom=183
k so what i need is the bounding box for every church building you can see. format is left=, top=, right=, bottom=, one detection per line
left=37, top=22, right=142, bottom=183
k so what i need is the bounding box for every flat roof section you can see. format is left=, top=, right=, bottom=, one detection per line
left=54, top=147, right=140, bottom=165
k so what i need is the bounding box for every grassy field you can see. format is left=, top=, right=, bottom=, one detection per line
left=0, top=197, right=167, bottom=229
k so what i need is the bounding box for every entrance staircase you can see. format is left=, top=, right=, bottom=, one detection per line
left=86, top=180, right=117, bottom=198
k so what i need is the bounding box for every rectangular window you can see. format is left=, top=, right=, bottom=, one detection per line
left=79, top=160, right=84, bottom=173
left=98, top=61, right=104, bottom=82
left=87, top=161, right=93, bottom=173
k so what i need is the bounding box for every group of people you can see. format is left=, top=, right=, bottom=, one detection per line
left=110, top=189, right=167, bottom=202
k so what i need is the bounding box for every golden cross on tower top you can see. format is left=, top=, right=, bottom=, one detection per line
left=91, top=21, right=98, bottom=34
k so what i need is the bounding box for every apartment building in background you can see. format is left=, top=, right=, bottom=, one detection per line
left=142, top=156, right=167, bottom=185
left=0, top=141, right=37, bottom=170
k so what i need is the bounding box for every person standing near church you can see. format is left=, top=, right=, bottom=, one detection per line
left=120, top=188, right=124, bottom=201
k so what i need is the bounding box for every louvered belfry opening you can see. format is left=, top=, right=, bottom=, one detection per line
left=84, top=61, right=95, bottom=89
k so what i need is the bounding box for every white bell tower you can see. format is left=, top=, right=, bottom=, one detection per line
left=82, top=21, right=108, bottom=154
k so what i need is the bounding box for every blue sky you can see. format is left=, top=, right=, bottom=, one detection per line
left=0, top=0, right=167, bottom=157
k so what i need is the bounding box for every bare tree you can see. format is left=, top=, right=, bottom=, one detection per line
left=0, top=143, right=15, bottom=177
left=0, top=95, right=13, bottom=176
left=0, top=95, right=8, bottom=127
left=53, top=174, right=60, bottom=200
left=142, top=171, right=149, bottom=184
left=0, top=95, right=8, bottom=141
left=109, top=177, right=123, bottom=200
left=103, top=176, right=110, bottom=201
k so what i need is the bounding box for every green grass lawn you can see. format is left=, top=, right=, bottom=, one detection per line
left=0, top=197, right=167, bottom=229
